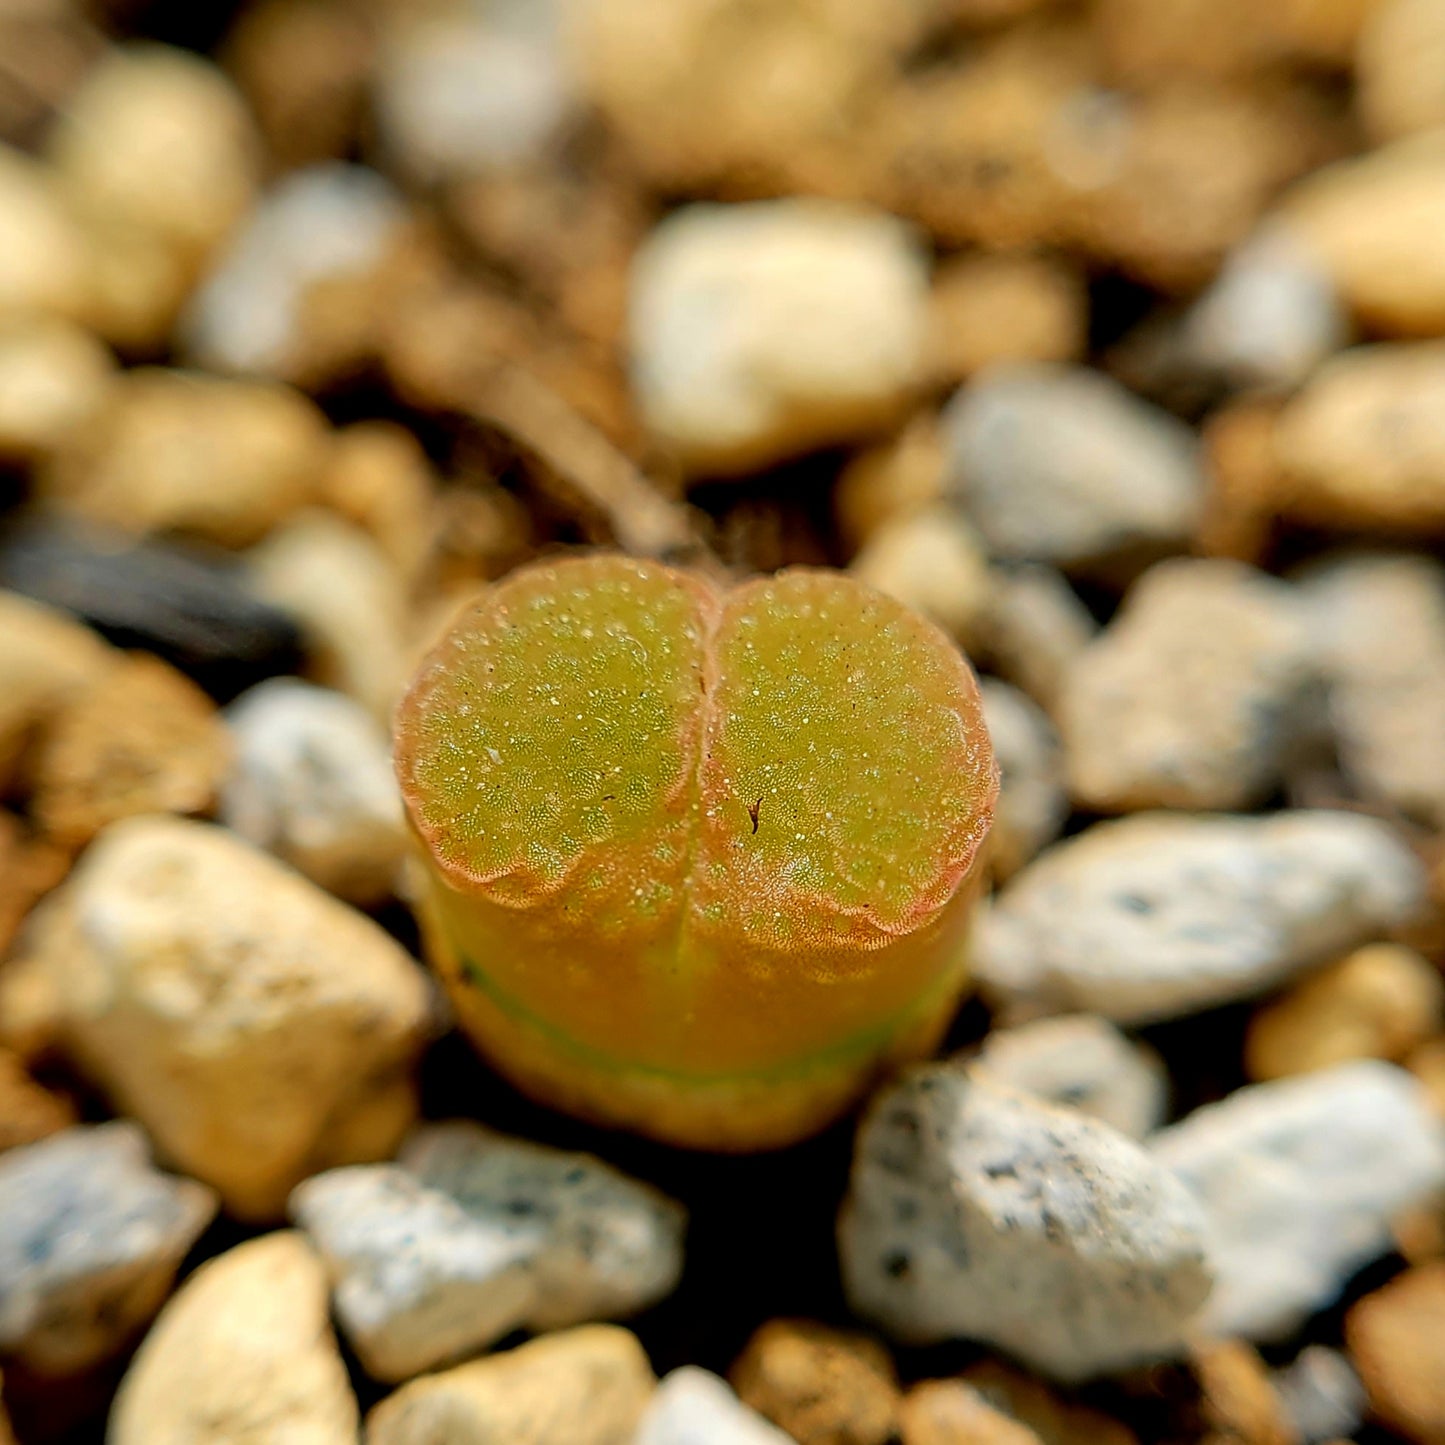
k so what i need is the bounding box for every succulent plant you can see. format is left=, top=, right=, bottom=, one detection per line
left=396, top=554, right=997, bottom=1148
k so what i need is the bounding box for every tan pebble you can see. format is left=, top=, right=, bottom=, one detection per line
left=1358, top=0, right=1445, bottom=142
left=926, top=254, right=1085, bottom=387
left=730, top=1319, right=900, bottom=1445
left=18, top=815, right=433, bottom=1220
left=0, top=316, right=115, bottom=464
left=78, top=215, right=195, bottom=355
left=0, top=811, right=69, bottom=958
left=0, top=1047, right=74, bottom=1154
left=321, top=420, right=437, bottom=585
left=109, top=1232, right=358, bottom=1445
left=1247, top=944, right=1445, bottom=1082
left=1273, top=342, right=1445, bottom=533
left=900, top=1379, right=1043, bottom=1445
left=958, top=1360, right=1139, bottom=1445
left=0, top=591, right=115, bottom=794
left=0, top=144, right=95, bottom=325
left=834, top=418, right=944, bottom=555
left=1408, top=1037, right=1445, bottom=1117
left=366, top=1324, right=655, bottom=1445
left=1191, top=1337, right=1301, bottom=1445
left=978, top=564, right=1098, bottom=715
left=1346, top=1261, right=1445, bottom=1443
left=30, top=653, right=231, bottom=850
left=1199, top=400, right=1285, bottom=563
left=1392, top=1200, right=1445, bottom=1263
left=43, top=367, right=330, bottom=547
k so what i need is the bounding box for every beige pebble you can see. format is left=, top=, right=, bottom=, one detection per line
left=900, top=1379, right=1043, bottom=1445
left=79, top=215, right=196, bottom=356
left=1190, top=1338, right=1300, bottom=1445
left=0, top=811, right=68, bottom=959
left=1058, top=558, right=1313, bottom=812
left=18, top=815, right=433, bottom=1220
left=0, top=316, right=115, bottom=464
left=30, top=652, right=231, bottom=850
left=730, top=1319, right=901, bottom=1445
left=1358, top=0, right=1445, bottom=142
left=109, top=1231, right=358, bottom=1445
left=366, top=1324, right=655, bottom=1445
left=926, top=254, right=1085, bottom=387
left=834, top=419, right=944, bottom=555
left=1198, top=400, right=1285, bottom=564
left=978, top=563, right=1098, bottom=714
left=1345, top=1261, right=1445, bottom=1445
left=1273, top=342, right=1445, bottom=533
left=0, top=1047, right=74, bottom=1154
left=0, top=144, right=94, bottom=325
left=1247, top=945, right=1445, bottom=1082
left=42, top=368, right=331, bottom=547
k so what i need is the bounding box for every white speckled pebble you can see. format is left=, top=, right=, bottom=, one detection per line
left=635, top=1368, right=794, bottom=1445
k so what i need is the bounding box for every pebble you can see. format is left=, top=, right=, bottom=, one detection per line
left=109, top=1231, right=358, bottom=1445
left=366, top=1324, right=655, bottom=1445
left=637, top=1367, right=793, bottom=1445
left=221, top=679, right=406, bottom=905
left=838, top=1067, right=1212, bottom=1382
left=975, top=810, right=1426, bottom=1025
left=1272, top=1347, right=1366, bottom=1445
left=977, top=564, right=1098, bottom=714
left=899, top=1380, right=1043, bottom=1445
left=248, top=509, right=411, bottom=722
left=1272, top=342, right=1445, bottom=533
left=16, top=815, right=433, bottom=1220
left=941, top=363, right=1203, bottom=571
left=182, top=162, right=406, bottom=380
left=926, top=253, right=1085, bottom=387
left=849, top=504, right=993, bottom=647
left=978, top=679, right=1067, bottom=879
left=958, top=1359, right=1139, bottom=1445
left=0, top=1046, right=74, bottom=1153
left=0, top=1122, right=216, bottom=1375
left=290, top=1120, right=685, bottom=1382
left=969, top=1015, right=1168, bottom=1139
left=834, top=420, right=945, bottom=555
left=1152, top=1060, right=1445, bottom=1340
left=0, top=316, right=115, bottom=464
left=1358, top=0, right=1445, bottom=141
left=0, top=144, right=94, bottom=324
left=0, top=520, right=303, bottom=702
left=1245, top=943, right=1445, bottom=1082
left=1057, top=558, right=1314, bottom=812
left=1299, top=552, right=1445, bottom=829
left=30, top=652, right=232, bottom=849
left=42, top=368, right=331, bottom=549
left=628, top=199, right=928, bottom=475
left=0, top=813, right=67, bottom=960
left=730, top=1319, right=900, bottom=1445
left=1344, top=1261, right=1445, bottom=1445
left=1189, top=1338, right=1299, bottom=1445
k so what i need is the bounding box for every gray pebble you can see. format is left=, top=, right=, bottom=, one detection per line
left=1272, top=1346, right=1367, bottom=1445
left=979, top=678, right=1067, bottom=879
left=635, top=1368, right=793, bottom=1445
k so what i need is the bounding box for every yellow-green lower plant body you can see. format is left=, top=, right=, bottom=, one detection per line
left=396, top=554, right=997, bottom=1148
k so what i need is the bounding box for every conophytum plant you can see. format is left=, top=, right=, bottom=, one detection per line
left=396, top=554, right=997, bottom=1148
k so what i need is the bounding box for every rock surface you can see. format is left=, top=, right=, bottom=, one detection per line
left=979, top=679, right=1067, bottom=879
left=290, top=1120, right=684, bottom=1381
left=0, top=1122, right=216, bottom=1376
left=1152, top=1061, right=1445, bottom=1340
left=1059, top=559, right=1313, bottom=811
left=366, top=1324, right=655, bottom=1445
left=637, top=1367, right=792, bottom=1445
left=1344, top=1260, right=1445, bottom=1445
left=629, top=199, right=928, bottom=475
left=17, top=815, right=433, bottom=1220
left=975, top=810, right=1426, bottom=1025
left=221, top=678, right=406, bottom=904
left=109, top=1231, right=357, bottom=1445
left=838, top=1067, right=1212, bottom=1382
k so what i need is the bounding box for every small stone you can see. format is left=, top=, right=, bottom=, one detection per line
left=0, top=1047, right=74, bottom=1153
left=942, top=363, right=1203, bottom=571
left=290, top=1120, right=684, bottom=1382
left=1358, top=0, right=1445, bottom=142
left=182, top=162, right=406, bottom=381
left=1299, top=552, right=1445, bottom=829
left=838, top=1067, right=1212, bottom=1382
left=0, top=589, right=116, bottom=793
left=926, top=254, right=1085, bottom=387
left=0, top=316, right=115, bottom=464
left=367, top=1324, right=654, bottom=1445
left=976, top=811, right=1426, bottom=1025
left=849, top=505, right=992, bottom=646
left=957, top=1360, right=1139, bottom=1445
left=0, top=1122, right=217, bottom=1376
left=1273, top=342, right=1445, bottom=533
left=1190, top=1338, right=1300, bottom=1445
left=1245, top=944, right=1445, bottom=1082
left=1057, top=558, right=1314, bottom=812
left=17, top=815, right=432, bottom=1220
left=899, top=1380, right=1043, bottom=1445
left=30, top=652, right=231, bottom=850
left=969, top=1015, right=1168, bottom=1139
left=0, top=813, right=67, bottom=959
left=977, top=564, right=1098, bottom=714
left=1153, top=1061, right=1445, bottom=1340
left=249, top=509, right=411, bottom=722
left=1408, top=1037, right=1445, bottom=1118
left=629, top=199, right=928, bottom=476
left=45, top=42, right=261, bottom=269
left=42, top=368, right=331, bottom=549
left=1272, top=1348, right=1366, bottom=1445
left=1198, top=400, right=1286, bottom=563
left=0, top=143, right=94, bottom=324
left=834, top=420, right=945, bottom=555
left=730, top=1319, right=900, bottom=1445
left=1346, top=1262, right=1445, bottom=1444
left=637, top=1367, right=792, bottom=1445
left=977, top=680, right=1066, bottom=880
left=221, top=679, right=406, bottom=905
left=109, top=1231, right=358, bottom=1445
